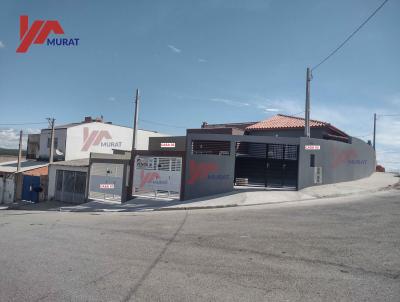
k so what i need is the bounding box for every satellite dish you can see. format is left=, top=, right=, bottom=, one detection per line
left=55, top=149, right=64, bottom=156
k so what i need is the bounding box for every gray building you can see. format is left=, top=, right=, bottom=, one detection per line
left=141, top=114, right=375, bottom=201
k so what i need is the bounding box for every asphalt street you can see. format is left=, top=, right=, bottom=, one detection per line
left=0, top=190, right=399, bottom=302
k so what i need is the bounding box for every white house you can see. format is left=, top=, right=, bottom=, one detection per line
left=35, top=116, right=167, bottom=161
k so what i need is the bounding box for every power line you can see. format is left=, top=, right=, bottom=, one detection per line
left=312, top=0, right=390, bottom=71
left=377, top=113, right=400, bottom=117
left=290, top=110, right=305, bottom=117
left=0, top=122, right=47, bottom=126
left=139, top=118, right=188, bottom=129
left=355, top=133, right=373, bottom=138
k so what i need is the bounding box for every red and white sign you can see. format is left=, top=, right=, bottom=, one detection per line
left=161, top=142, right=176, bottom=148
left=100, top=184, right=114, bottom=189
left=305, top=145, right=321, bottom=150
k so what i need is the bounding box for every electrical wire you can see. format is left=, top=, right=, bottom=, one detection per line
left=377, top=113, right=400, bottom=117
left=139, top=118, right=188, bottom=129
left=290, top=111, right=305, bottom=117
left=312, top=0, right=389, bottom=71
left=0, top=122, right=47, bottom=126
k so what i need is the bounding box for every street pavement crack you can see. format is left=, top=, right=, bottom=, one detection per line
left=122, top=210, right=189, bottom=302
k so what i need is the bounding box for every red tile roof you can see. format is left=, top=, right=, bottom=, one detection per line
left=246, top=114, right=349, bottom=139
left=246, top=114, right=326, bottom=130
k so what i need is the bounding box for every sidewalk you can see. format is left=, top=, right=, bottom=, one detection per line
left=55, top=172, right=399, bottom=212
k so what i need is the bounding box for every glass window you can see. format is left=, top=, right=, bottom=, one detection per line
left=310, top=154, right=315, bottom=167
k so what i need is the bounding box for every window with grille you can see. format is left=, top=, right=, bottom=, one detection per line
left=191, top=140, right=230, bottom=155
left=267, top=144, right=284, bottom=159
left=284, top=145, right=298, bottom=160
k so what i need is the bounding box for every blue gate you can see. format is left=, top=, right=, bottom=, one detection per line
left=22, top=175, right=41, bottom=202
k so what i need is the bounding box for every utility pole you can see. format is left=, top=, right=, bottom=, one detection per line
left=373, top=113, right=377, bottom=150
left=131, top=89, right=140, bottom=151
left=128, top=89, right=140, bottom=201
left=17, top=130, right=23, bottom=172
left=47, top=118, right=55, bottom=163
left=304, top=67, right=312, bottom=137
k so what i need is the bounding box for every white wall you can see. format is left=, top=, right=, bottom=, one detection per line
left=48, top=165, right=88, bottom=200
left=39, top=128, right=67, bottom=160
left=65, top=123, right=166, bottom=161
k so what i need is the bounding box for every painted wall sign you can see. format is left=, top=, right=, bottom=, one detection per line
left=305, top=145, right=321, bottom=150
left=161, top=142, right=176, bottom=148
left=82, top=127, right=122, bottom=151
left=100, top=184, right=114, bottom=189
left=348, top=159, right=367, bottom=165
left=187, top=160, right=229, bottom=184
left=331, top=148, right=358, bottom=168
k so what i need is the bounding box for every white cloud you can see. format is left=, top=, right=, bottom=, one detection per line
left=0, top=128, right=40, bottom=149
left=198, top=58, right=207, bottom=63
left=108, top=96, right=116, bottom=102
left=0, top=41, right=5, bottom=48
left=210, top=98, right=250, bottom=107
left=167, top=44, right=181, bottom=53
left=256, top=98, right=303, bottom=115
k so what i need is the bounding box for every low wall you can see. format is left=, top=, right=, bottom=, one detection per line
left=182, top=135, right=235, bottom=200
left=298, top=137, right=375, bottom=189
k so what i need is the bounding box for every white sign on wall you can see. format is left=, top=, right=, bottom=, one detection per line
left=100, top=184, right=115, bottom=189
left=161, top=142, right=176, bottom=148
left=305, top=145, right=321, bottom=150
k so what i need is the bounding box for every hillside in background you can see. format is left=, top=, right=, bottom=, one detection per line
left=0, top=148, right=26, bottom=156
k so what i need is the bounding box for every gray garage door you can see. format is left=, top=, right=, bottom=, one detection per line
left=89, top=162, right=124, bottom=202
left=55, top=170, right=87, bottom=203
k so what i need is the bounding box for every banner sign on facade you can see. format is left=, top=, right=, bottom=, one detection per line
left=133, top=156, right=182, bottom=193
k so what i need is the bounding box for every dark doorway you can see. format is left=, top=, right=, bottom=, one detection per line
left=234, top=142, right=299, bottom=189
left=22, top=175, right=41, bottom=202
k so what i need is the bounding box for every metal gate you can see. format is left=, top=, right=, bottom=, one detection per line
left=235, top=142, right=299, bottom=188
left=0, top=176, right=15, bottom=204
left=22, top=175, right=40, bottom=202
left=55, top=170, right=87, bottom=203
left=133, top=156, right=182, bottom=199
left=89, top=162, right=124, bottom=202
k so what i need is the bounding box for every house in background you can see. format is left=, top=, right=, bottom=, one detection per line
left=200, top=114, right=350, bottom=143
left=27, top=116, right=168, bottom=162
left=26, top=134, right=40, bottom=159
left=0, top=160, right=48, bottom=204
left=245, top=114, right=350, bottom=143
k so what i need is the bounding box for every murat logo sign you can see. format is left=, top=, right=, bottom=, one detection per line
left=16, top=16, right=79, bottom=53
left=186, top=160, right=229, bottom=184
left=331, top=148, right=367, bottom=168
left=81, top=127, right=122, bottom=151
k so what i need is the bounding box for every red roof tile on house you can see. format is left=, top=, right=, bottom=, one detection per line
left=246, top=114, right=348, bottom=138
left=246, top=114, right=326, bottom=130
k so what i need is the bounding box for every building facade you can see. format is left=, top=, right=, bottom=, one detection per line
left=33, top=116, right=167, bottom=161
left=136, top=114, right=375, bottom=201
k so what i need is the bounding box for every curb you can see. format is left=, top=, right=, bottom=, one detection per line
left=152, top=185, right=399, bottom=212
left=154, top=204, right=238, bottom=211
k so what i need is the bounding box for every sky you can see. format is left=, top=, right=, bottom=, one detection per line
left=0, top=0, right=399, bottom=171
